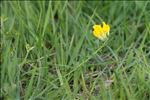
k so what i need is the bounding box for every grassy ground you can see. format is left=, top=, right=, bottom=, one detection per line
left=1, top=1, right=150, bottom=100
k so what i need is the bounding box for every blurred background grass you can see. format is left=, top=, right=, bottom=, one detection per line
left=1, top=1, right=150, bottom=100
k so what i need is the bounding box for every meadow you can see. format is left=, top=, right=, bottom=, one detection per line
left=1, top=1, right=150, bottom=100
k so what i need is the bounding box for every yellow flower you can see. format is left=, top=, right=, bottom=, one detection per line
left=93, top=22, right=110, bottom=40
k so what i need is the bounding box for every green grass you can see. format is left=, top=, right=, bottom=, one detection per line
left=1, top=1, right=150, bottom=100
